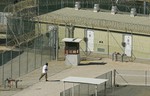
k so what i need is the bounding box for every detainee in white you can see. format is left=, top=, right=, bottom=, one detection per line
left=39, top=62, right=48, bottom=81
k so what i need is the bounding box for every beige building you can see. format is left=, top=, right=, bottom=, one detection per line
left=35, top=7, right=150, bottom=60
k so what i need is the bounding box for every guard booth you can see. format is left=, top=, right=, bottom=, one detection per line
left=62, top=38, right=82, bottom=66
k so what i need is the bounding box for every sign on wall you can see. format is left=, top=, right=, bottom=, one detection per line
left=124, top=35, right=132, bottom=56
left=87, top=29, right=94, bottom=51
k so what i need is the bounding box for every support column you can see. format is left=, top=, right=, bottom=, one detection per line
left=143, top=1, right=146, bottom=15
left=67, top=25, right=74, bottom=38
left=72, top=83, right=74, bottom=96
left=107, top=28, right=110, bottom=57
left=104, top=82, right=107, bottom=96
left=63, top=82, right=65, bottom=96
left=114, top=69, right=116, bottom=87
left=95, top=85, right=98, bottom=96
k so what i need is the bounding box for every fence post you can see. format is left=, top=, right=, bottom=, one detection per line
left=113, top=69, right=116, bottom=87
left=145, top=70, right=147, bottom=86
left=11, top=50, right=13, bottom=78
left=2, top=53, right=4, bottom=85
left=111, top=70, right=112, bottom=87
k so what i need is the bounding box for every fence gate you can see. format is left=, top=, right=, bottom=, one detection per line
left=48, top=25, right=58, bottom=60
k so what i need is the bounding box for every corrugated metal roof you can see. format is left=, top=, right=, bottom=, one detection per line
left=39, top=8, right=150, bottom=26
left=36, top=8, right=150, bottom=35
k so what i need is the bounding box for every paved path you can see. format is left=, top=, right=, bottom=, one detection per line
left=1, top=58, right=150, bottom=96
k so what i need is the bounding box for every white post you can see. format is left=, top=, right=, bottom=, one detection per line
left=72, top=83, right=74, bottom=96
left=63, top=82, right=65, bottom=96
left=104, top=82, right=107, bottom=96
left=95, top=85, right=98, bottom=96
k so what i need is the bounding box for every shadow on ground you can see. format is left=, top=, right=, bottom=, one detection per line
left=79, top=62, right=107, bottom=66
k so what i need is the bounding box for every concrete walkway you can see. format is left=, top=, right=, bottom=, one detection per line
left=1, top=58, right=150, bottom=96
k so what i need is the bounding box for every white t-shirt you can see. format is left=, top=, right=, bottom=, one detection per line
left=42, top=64, right=48, bottom=73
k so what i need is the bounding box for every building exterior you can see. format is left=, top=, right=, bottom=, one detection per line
left=35, top=7, right=150, bottom=60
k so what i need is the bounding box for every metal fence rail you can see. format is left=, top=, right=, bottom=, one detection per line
left=115, top=69, right=150, bottom=86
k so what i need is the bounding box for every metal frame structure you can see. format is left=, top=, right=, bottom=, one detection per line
left=61, top=76, right=108, bottom=96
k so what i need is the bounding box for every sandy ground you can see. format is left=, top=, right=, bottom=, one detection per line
left=1, top=57, right=150, bottom=96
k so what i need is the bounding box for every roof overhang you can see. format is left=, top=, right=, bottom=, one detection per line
left=61, top=76, right=108, bottom=85
left=62, top=38, right=82, bottom=43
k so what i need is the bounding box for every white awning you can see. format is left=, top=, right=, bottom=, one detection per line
left=61, top=76, right=108, bottom=85
left=62, top=38, right=82, bottom=43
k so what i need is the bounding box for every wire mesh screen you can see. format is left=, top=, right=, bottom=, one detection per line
left=96, top=71, right=113, bottom=88
left=59, top=70, right=150, bottom=96
left=0, top=36, right=51, bottom=85
left=115, top=70, right=150, bottom=86
left=60, top=83, right=107, bottom=96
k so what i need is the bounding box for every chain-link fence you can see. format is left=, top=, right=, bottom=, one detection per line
left=0, top=36, right=53, bottom=85
left=60, top=70, right=150, bottom=96
left=1, top=0, right=150, bottom=87
left=115, top=69, right=150, bottom=86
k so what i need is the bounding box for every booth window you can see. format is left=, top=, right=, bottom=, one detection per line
left=65, top=42, right=79, bottom=54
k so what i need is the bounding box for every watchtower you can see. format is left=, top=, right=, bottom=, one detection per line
left=62, top=38, right=82, bottom=66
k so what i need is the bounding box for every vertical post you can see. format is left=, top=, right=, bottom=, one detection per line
left=61, top=0, right=62, bottom=8
left=34, top=39, right=36, bottom=69
left=11, top=50, right=13, bottom=78
left=145, top=71, right=147, bottom=86
left=72, top=83, right=74, bottom=96
left=73, top=0, right=75, bottom=7
left=111, top=71, right=113, bottom=87
left=41, top=35, right=43, bottom=66
left=107, top=28, right=109, bottom=58
left=15, top=80, right=18, bottom=88
left=121, top=54, right=123, bottom=62
left=2, top=52, right=4, bottom=85
left=37, top=0, right=39, bottom=16
left=88, top=84, right=89, bottom=96
left=79, top=84, right=80, bottom=96
left=46, top=0, right=48, bottom=13
left=63, top=82, right=65, bottom=96
left=114, top=69, right=116, bottom=87
left=143, top=0, right=146, bottom=15
left=55, top=26, right=58, bottom=61
left=95, top=85, right=98, bottom=96
left=49, top=30, right=52, bottom=60
left=65, top=24, right=67, bottom=38
left=19, top=46, right=21, bottom=76
left=6, top=15, right=7, bottom=46
left=131, top=30, right=133, bottom=61
left=27, top=43, right=29, bottom=73
left=104, top=82, right=107, bottom=96
left=84, top=29, right=88, bottom=54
